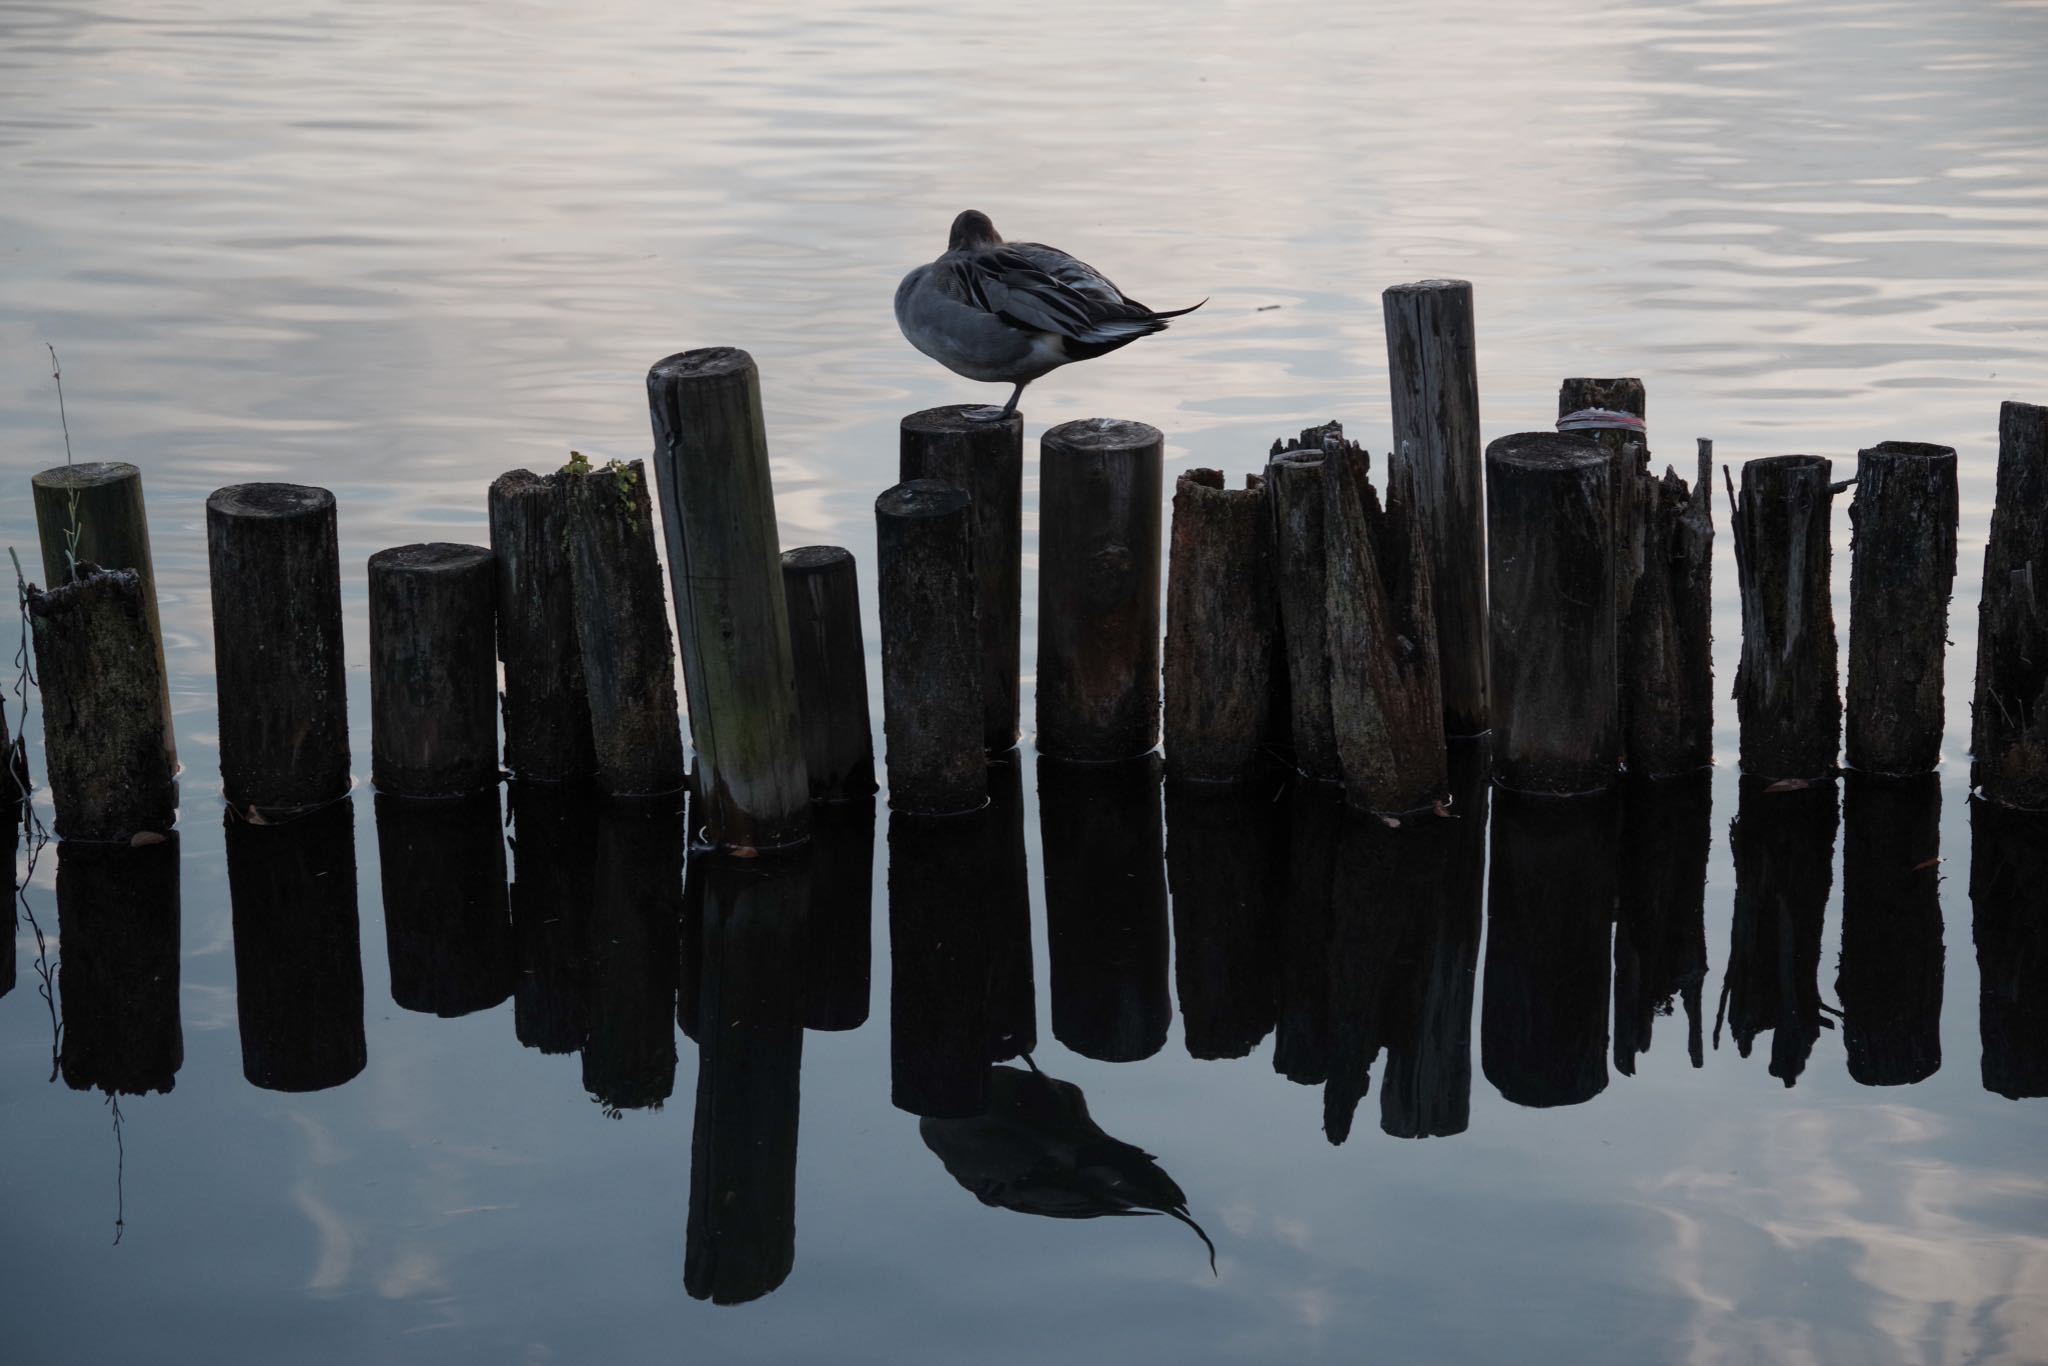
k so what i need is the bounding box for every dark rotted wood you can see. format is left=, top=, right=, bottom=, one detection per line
left=583, top=796, right=684, bottom=1113
left=646, top=348, right=810, bottom=851
left=1846, top=442, right=1958, bottom=776
left=375, top=789, right=512, bottom=1018
left=1482, top=790, right=1616, bottom=1108
left=1165, top=778, right=1279, bottom=1061
left=888, top=808, right=997, bottom=1118
left=1274, top=778, right=1339, bottom=1085
left=685, top=853, right=805, bottom=1305
left=876, top=480, right=985, bottom=814
left=1559, top=378, right=1650, bottom=647
left=1718, top=776, right=1837, bottom=1087
left=208, top=483, right=352, bottom=813
left=900, top=404, right=1025, bottom=753
left=507, top=782, right=597, bottom=1055
left=1040, top=754, right=1170, bottom=1062
left=26, top=567, right=177, bottom=841
left=984, top=750, right=1038, bottom=1063
left=1486, top=432, right=1619, bottom=794
left=34, top=461, right=174, bottom=768
left=1971, top=798, right=2048, bottom=1099
left=801, top=795, right=875, bottom=1032
left=1036, top=418, right=1164, bottom=761
left=1613, top=772, right=1711, bottom=1076
left=1732, top=455, right=1840, bottom=781
left=368, top=543, right=500, bottom=797
left=782, top=546, right=876, bottom=801
left=1627, top=442, right=1716, bottom=777
left=564, top=460, right=686, bottom=796
left=2, top=699, right=15, bottom=1002
left=1837, top=773, right=1943, bottom=1087
left=1265, top=444, right=1339, bottom=781
left=1163, top=469, right=1276, bottom=783
left=1384, top=280, right=1488, bottom=735
left=1325, top=440, right=1446, bottom=813
left=226, top=801, right=366, bottom=1093
left=56, top=836, right=182, bottom=1096
left=1973, top=403, right=2048, bottom=808
left=488, top=469, right=596, bottom=783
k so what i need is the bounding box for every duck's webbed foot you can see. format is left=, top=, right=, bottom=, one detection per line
left=965, top=383, right=1026, bottom=423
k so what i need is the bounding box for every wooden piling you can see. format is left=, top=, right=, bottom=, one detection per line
left=1971, top=401, right=2048, bottom=808
left=375, top=789, right=513, bottom=1018
left=1266, top=443, right=1339, bottom=781
left=1625, top=441, right=1716, bottom=777
left=1838, top=774, right=1943, bottom=1087
left=1732, top=455, right=1840, bottom=781
left=207, top=483, right=352, bottom=814
left=1558, top=378, right=1650, bottom=641
left=1971, top=797, right=2048, bottom=1099
left=900, top=404, right=1025, bottom=753
left=1163, top=469, right=1275, bottom=784
left=488, top=470, right=596, bottom=783
left=56, top=836, right=183, bottom=1096
left=782, top=546, right=876, bottom=801
left=1846, top=442, right=1957, bottom=776
left=1485, top=432, right=1618, bottom=794
left=1036, top=418, right=1164, bottom=761
left=877, top=480, right=985, bottom=814
left=646, top=347, right=810, bottom=851
left=368, top=543, right=500, bottom=797
left=1384, top=279, right=1487, bottom=735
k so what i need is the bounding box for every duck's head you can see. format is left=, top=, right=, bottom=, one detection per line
left=948, top=209, right=1002, bottom=251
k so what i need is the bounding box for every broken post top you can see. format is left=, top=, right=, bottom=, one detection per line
left=782, top=544, right=854, bottom=574
left=1558, top=378, right=1645, bottom=418
left=490, top=467, right=557, bottom=496
left=877, top=479, right=972, bottom=521
left=1177, top=468, right=1262, bottom=495
left=902, top=404, right=1024, bottom=437
left=369, top=542, right=493, bottom=575
left=648, top=346, right=755, bottom=384
left=1384, top=278, right=1472, bottom=297
left=1859, top=440, right=1954, bottom=462
left=1043, top=418, right=1162, bottom=453
left=207, top=482, right=334, bottom=520
left=1489, top=431, right=1606, bottom=472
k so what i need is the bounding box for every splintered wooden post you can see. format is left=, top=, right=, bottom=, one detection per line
left=1971, top=401, right=2048, bottom=809
left=1485, top=432, right=1618, bottom=795
left=876, top=480, right=984, bottom=814
left=1384, top=280, right=1487, bottom=735
left=207, top=484, right=352, bottom=815
left=33, top=460, right=174, bottom=767
left=1266, top=443, right=1339, bottom=781
left=368, top=543, right=499, bottom=797
left=1163, top=469, right=1275, bottom=783
left=488, top=469, right=595, bottom=783
left=900, top=405, right=1024, bottom=753
left=26, top=568, right=177, bottom=841
left=1037, top=418, right=1164, bottom=761
left=647, top=348, right=810, bottom=851
left=1732, top=455, right=1840, bottom=782
left=1845, top=442, right=1958, bottom=776
left=781, top=546, right=876, bottom=801
left=564, top=459, right=686, bottom=795
left=1626, top=440, right=1716, bottom=777
left=1324, top=440, right=1446, bottom=813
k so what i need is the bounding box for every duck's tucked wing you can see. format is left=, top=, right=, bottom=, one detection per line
left=952, top=242, right=1192, bottom=353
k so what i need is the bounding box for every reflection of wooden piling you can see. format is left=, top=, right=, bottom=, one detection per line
left=1626, top=443, right=1716, bottom=777
left=983, top=751, right=1038, bottom=1063
left=227, top=801, right=366, bottom=1093
left=1838, top=774, right=1942, bottom=1086
left=583, top=797, right=684, bottom=1112
left=1164, top=470, right=1275, bottom=783
left=1614, top=773, right=1711, bottom=1075
left=1732, top=456, right=1840, bottom=781
left=368, top=543, right=499, bottom=797
left=876, top=480, right=985, bottom=814
left=1273, top=779, right=1339, bottom=1085
left=488, top=470, right=596, bottom=783
left=1970, top=798, right=2048, bottom=1099
left=507, top=782, right=596, bottom=1054
left=782, top=546, right=876, bottom=801
left=375, top=789, right=512, bottom=1017
left=208, top=483, right=353, bottom=813
left=802, top=795, right=875, bottom=1032
left=1037, top=419, right=1164, bottom=761
left=889, top=809, right=995, bottom=1118
left=57, top=836, right=182, bottom=1096
left=1166, top=778, right=1279, bottom=1060
left=1970, top=402, right=2048, bottom=808
left=900, top=405, right=1025, bottom=753
left=1846, top=443, right=1957, bottom=776
left=1720, top=776, right=1837, bottom=1087
left=1266, top=446, right=1339, bottom=781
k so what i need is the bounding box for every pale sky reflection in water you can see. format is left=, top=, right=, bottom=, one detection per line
left=2, top=1, right=2047, bottom=1362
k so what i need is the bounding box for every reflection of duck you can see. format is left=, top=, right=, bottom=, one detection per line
left=919, top=1058, right=1216, bottom=1273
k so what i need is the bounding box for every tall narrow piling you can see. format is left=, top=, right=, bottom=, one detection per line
left=368, top=543, right=499, bottom=797
left=1971, top=401, right=2048, bottom=809
left=1846, top=442, right=1957, bottom=776
left=488, top=469, right=595, bottom=783
left=1626, top=442, right=1716, bottom=777
left=782, top=546, right=876, bottom=801
left=1037, top=419, right=1164, bottom=761
left=1732, top=455, right=1840, bottom=781
left=1266, top=444, right=1339, bottom=781
left=1559, top=378, right=1650, bottom=639
left=876, top=480, right=984, bottom=815
left=1163, top=469, right=1275, bottom=784
left=647, top=348, right=810, bottom=851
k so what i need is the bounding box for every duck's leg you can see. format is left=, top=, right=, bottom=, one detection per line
left=967, top=381, right=1026, bottom=423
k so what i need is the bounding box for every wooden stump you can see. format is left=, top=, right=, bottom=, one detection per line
left=507, top=782, right=597, bottom=1054
left=375, top=789, right=513, bottom=1018
left=1036, top=418, right=1164, bottom=761
left=646, top=347, right=810, bottom=851
left=55, top=836, right=183, bottom=1096
left=488, top=469, right=596, bottom=783
left=1266, top=442, right=1339, bottom=781
left=1384, top=280, right=1487, bottom=735
left=782, top=546, right=876, bottom=801
left=1721, top=776, right=1837, bottom=1087
left=582, top=796, right=684, bottom=1112
left=1971, top=401, right=2048, bottom=808
left=368, top=543, right=500, bottom=797
left=1614, top=772, right=1711, bottom=1075
left=1626, top=442, right=1716, bottom=777
left=1165, top=778, right=1280, bottom=1060
left=1732, top=455, right=1840, bottom=781
left=1838, top=773, right=1943, bottom=1087
left=1846, top=442, right=1957, bottom=776
left=900, top=404, right=1025, bottom=753
left=1486, top=432, right=1618, bottom=794
left=1971, top=797, right=2048, bottom=1099
left=876, top=480, right=985, bottom=814
left=1163, top=469, right=1276, bottom=783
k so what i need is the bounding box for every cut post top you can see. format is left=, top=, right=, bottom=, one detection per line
left=369, top=542, right=493, bottom=575
left=1383, top=278, right=1473, bottom=297
left=648, top=345, right=755, bottom=384
left=782, top=544, right=855, bottom=574
left=208, top=482, right=334, bottom=520
left=902, top=404, right=1024, bottom=436
left=877, top=479, right=972, bottom=520
left=32, top=459, right=139, bottom=491
left=1858, top=440, right=1955, bottom=463
left=1043, top=417, right=1162, bottom=453
left=1488, top=431, right=1606, bottom=472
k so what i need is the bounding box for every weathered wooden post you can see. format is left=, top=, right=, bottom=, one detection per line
left=507, top=782, right=596, bottom=1055
left=1971, top=401, right=2048, bottom=808
left=1558, top=378, right=1650, bottom=638
left=1846, top=442, right=1957, bottom=776
left=1625, top=441, right=1716, bottom=777
left=368, top=543, right=499, bottom=797
left=1266, top=440, right=1339, bottom=781
left=56, top=836, right=183, bottom=1096
left=1723, top=776, right=1838, bottom=1087
left=900, top=405, right=1024, bottom=753
left=782, top=546, right=876, bottom=802
left=565, top=459, right=687, bottom=796
left=488, top=470, right=596, bottom=783
left=1384, top=279, right=1487, bottom=735
left=1732, top=455, right=1840, bottom=781
left=1163, top=469, right=1275, bottom=783
left=1614, top=773, right=1711, bottom=1075
left=646, top=348, right=810, bottom=851
left=1971, top=797, right=2048, bottom=1099
left=34, top=460, right=174, bottom=766
left=876, top=480, right=985, bottom=813
left=1837, top=774, right=1943, bottom=1087
left=375, top=789, right=513, bottom=1018
left=1485, top=432, right=1618, bottom=794
left=1165, top=779, right=1280, bottom=1060
left=1037, top=418, right=1164, bottom=761
left=583, top=797, right=685, bottom=1112
left=208, top=484, right=352, bottom=815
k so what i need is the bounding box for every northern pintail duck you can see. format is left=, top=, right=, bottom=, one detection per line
left=895, top=210, right=1204, bottom=421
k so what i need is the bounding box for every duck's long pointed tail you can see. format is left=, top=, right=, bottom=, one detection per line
left=1166, top=1205, right=1219, bottom=1275
left=1150, top=298, right=1208, bottom=321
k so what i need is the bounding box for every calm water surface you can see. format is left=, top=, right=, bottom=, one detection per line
left=3, top=1, right=2047, bottom=1362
